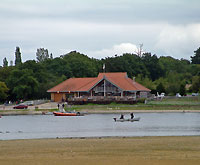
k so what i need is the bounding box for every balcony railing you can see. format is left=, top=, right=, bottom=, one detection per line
left=68, top=96, right=137, bottom=102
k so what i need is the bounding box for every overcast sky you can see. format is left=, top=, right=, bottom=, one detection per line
left=0, top=0, right=200, bottom=65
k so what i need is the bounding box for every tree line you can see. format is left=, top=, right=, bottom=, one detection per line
left=0, top=47, right=200, bottom=103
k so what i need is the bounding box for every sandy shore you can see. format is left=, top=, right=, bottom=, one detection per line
left=0, top=136, right=200, bottom=165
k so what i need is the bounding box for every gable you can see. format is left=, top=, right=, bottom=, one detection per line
left=47, top=72, right=151, bottom=93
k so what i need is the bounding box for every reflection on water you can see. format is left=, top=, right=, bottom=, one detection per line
left=0, top=113, right=200, bottom=140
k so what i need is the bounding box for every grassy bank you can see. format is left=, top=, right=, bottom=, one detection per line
left=64, top=97, right=200, bottom=111
left=1, top=96, right=200, bottom=115
left=0, top=136, right=200, bottom=165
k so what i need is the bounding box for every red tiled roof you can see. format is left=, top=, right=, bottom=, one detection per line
left=47, top=72, right=150, bottom=92
left=47, top=78, right=96, bottom=92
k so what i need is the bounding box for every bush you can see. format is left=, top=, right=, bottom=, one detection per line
left=137, top=98, right=146, bottom=103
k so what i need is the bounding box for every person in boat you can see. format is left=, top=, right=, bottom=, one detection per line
left=120, top=114, right=124, bottom=119
left=130, top=113, right=134, bottom=119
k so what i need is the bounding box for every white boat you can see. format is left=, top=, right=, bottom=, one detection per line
left=113, top=117, right=140, bottom=122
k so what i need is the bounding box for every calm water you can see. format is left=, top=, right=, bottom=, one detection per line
left=0, top=113, right=200, bottom=140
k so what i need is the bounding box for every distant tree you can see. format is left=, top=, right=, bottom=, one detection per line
left=50, top=53, right=53, bottom=59
left=179, top=83, right=186, bottom=96
left=156, top=82, right=165, bottom=94
left=191, top=47, right=200, bottom=64
left=62, top=51, right=99, bottom=77
left=7, top=69, right=39, bottom=99
left=0, top=81, right=9, bottom=101
left=136, top=74, right=155, bottom=91
left=10, top=60, right=13, bottom=66
left=3, top=57, right=8, bottom=67
left=15, top=47, right=22, bottom=65
left=36, top=48, right=49, bottom=62
left=166, top=83, right=179, bottom=95
left=191, top=76, right=200, bottom=92
left=142, top=53, right=164, bottom=81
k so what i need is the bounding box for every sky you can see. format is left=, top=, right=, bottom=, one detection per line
left=0, top=0, right=200, bottom=65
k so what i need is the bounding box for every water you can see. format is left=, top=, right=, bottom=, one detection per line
left=0, top=113, right=200, bottom=140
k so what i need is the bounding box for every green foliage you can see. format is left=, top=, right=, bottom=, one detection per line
left=105, top=54, right=148, bottom=78
left=7, top=69, right=39, bottom=99
left=156, top=82, right=166, bottom=94
left=15, top=47, right=22, bottom=65
left=142, top=53, right=164, bottom=81
left=1, top=47, right=200, bottom=101
left=62, top=51, right=99, bottom=77
left=136, top=74, right=155, bottom=91
left=191, top=47, right=200, bottom=64
left=179, top=83, right=186, bottom=96
left=137, top=98, right=146, bottom=103
left=0, top=81, right=9, bottom=101
left=191, top=76, right=200, bottom=92
left=3, top=57, right=8, bottom=67
left=166, top=83, right=179, bottom=95
left=0, top=66, right=14, bottom=82
left=36, top=48, right=49, bottom=62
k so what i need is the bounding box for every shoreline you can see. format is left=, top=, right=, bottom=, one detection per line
left=1, top=134, right=200, bottom=142
left=0, top=109, right=200, bottom=116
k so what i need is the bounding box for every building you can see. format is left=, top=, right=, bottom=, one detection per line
left=47, top=72, right=151, bottom=103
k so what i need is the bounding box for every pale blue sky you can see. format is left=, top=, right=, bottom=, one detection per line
left=0, top=0, right=200, bottom=65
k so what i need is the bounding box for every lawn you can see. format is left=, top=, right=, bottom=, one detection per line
left=67, top=96, right=200, bottom=111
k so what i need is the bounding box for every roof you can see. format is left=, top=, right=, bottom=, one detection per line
left=47, top=72, right=151, bottom=93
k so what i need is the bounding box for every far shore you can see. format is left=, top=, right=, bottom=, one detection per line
left=0, top=136, right=200, bottom=165
left=0, top=109, right=200, bottom=116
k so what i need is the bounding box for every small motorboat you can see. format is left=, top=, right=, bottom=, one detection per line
left=53, top=111, right=83, bottom=116
left=113, top=117, right=140, bottom=122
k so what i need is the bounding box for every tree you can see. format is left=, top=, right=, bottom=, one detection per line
left=156, top=82, right=166, bottom=94
left=3, top=57, right=8, bottom=67
left=15, top=46, right=22, bottom=65
left=62, top=51, right=99, bottom=77
left=191, top=76, right=200, bottom=92
left=191, top=47, right=200, bottom=64
left=50, top=53, right=53, bottom=59
left=136, top=74, right=156, bottom=92
left=10, top=60, right=13, bottom=66
left=179, top=83, right=186, bottom=96
left=166, top=83, right=179, bottom=95
left=0, top=81, right=9, bottom=102
left=7, top=69, right=39, bottom=99
left=36, top=48, right=49, bottom=62
left=142, top=53, right=164, bottom=81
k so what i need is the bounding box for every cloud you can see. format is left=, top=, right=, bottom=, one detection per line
left=155, top=23, right=200, bottom=59
left=86, top=43, right=138, bottom=59
left=0, top=0, right=200, bottom=65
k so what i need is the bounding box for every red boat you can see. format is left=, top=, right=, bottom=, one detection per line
left=53, top=111, right=82, bottom=116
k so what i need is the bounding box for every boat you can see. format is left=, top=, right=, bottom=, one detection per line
left=113, top=117, right=140, bottom=122
left=53, top=111, right=83, bottom=116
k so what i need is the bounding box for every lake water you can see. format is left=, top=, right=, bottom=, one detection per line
left=0, top=113, right=200, bottom=140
